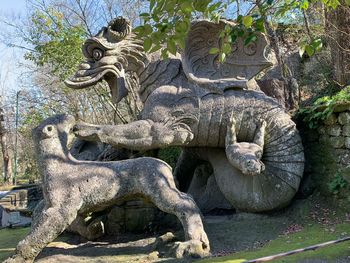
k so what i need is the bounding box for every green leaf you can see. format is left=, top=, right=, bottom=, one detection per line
left=311, top=38, right=323, bottom=52
left=165, top=0, right=176, bottom=12
left=150, top=44, right=161, bottom=53
left=305, top=44, right=315, bottom=56
left=143, top=38, right=152, bottom=52
left=345, top=0, right=350, bottom=6
left=219, top=52, right=226, bottom=62
left=133, top=26, right=144, bottom=35
left=244, top=34, right=257, bottom=45
left=238, top=29, right=245, bottom=37
left=222, top=42, right=231, bottom=54
left=326, top=0, right=340, bottom=9
left=175, top=21, right=189, bottom=33
left=180, top=2, right=193, bottom=13
left=143, top=24, right=153, bottom=35
left=209, top=47, right=220, bottom=54
left=193, top=0, right=211, bottom=12
left=230, top=34, right=238, bottom=43
left=174, top=37, right=186, bottom=50
left=255, top=18, right=265, bottom=32
left=243, top=16, right=253, bottom=28
left=208, top=2, right=222, bottom=12
left=167, top=39, right=177, bottom=55
left=150, top=0, right=156, bottom=10
left=140, top=13, right=150, bottom=17
left=300, top=0, right=309, bottom=9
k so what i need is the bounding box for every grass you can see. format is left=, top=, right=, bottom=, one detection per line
left=0, top=227, right=30, bottom=262
left=0, top=227, right=75, bottom=262
left=200, top=222, right=350, bottom=263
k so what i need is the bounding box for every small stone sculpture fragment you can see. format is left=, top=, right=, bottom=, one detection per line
left=4, top=114, right=209, bottom=262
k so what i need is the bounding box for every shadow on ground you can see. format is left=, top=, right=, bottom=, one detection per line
left=35, top=209, right=296, bottom=262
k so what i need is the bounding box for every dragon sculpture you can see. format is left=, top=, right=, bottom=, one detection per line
left=65, top=17, right=304, bottom=212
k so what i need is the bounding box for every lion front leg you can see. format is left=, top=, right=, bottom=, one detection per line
left=4, top=205, right=78, bottom=262
left=73, top=118, right=194, bottom=151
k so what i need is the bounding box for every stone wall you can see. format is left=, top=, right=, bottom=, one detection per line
left=300, top=106, right=350, bottom=202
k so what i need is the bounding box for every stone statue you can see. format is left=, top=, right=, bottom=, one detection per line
left=65, top=17, right=304, bottom=212
left=4, top=114, right=209, bottom=263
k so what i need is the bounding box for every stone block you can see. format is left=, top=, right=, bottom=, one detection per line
left=338, top=112, right=350, bottom=125
left=317, top=126, right=326, bottom=135
left=106, top=206, right=125, bottom=235
left=335, top=149, right=350, bottom=165
left=333, top=103, right=350, bottom=113
left=345, top=137, right=350, bottom=149
left=326, top=125, right=342, bottom=136
left=319, top=134, right=329, bottom=143
left=329, top=136, right=345, bottom=148
left=343, top=124, right=350, bottom=136
left=324, top=113, right=338, bottom=125
left=125, top=207, right=155, bottom=232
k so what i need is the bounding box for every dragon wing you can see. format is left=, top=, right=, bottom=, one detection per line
left=181, top=20, right=273, bottom=92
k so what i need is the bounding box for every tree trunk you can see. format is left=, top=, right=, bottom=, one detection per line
left=0, top=108, right=13, bottom=185
left=259, top=9, right=299, bottom=110
left=326, top=5, right=350, bottom=86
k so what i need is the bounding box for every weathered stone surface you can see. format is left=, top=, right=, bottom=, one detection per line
left=326, top=125, right=342, bottom=136
left=335, top=149, right=350, bottom=165
left=125, top=206, right=155, bottom=233
left=106, top=206, right=125, bottom=235
left=64, top=17, right=304, bottom=213
left=319, top=134, right=330, bottom=143
left=5, top=115, right=209, bottom=263
left=333, top=102, right=350, bottom=113
left=317, top=126, right=326, bottom=135
left=343, top=124, right=350, bottom=136
left=329, top=136, right=345, bottom=148
left=62, top=18, right=304, bottom=217
left=345, top=137, right=350, bottom=149
left=187, top=164, right=233, bottom=213
left=257, top=78, right=299, bottom=110
left=324, top=113, right=338, bottom=125
left=338, top=112, right=350, bottom=125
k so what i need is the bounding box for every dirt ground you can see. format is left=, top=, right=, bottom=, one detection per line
left=4, top=196, right=349, bottom=263
left=34, top=211, right=294, bottom=263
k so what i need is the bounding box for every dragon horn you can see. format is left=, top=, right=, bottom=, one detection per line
left=106, top=16, right=131, bottom=42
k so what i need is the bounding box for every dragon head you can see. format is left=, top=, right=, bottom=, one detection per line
left=65, top=17, right=146, bottom=103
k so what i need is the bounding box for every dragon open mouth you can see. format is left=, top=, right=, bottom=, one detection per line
left=65, top=65, right=128, bottom=103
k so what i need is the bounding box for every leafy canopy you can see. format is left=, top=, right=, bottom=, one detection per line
left=135, top=0, right=346, bottom=60
left=24, top=9, right=86, bottom=81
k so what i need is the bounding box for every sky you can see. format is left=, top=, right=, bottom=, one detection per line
left=0, top=0, right=27, bottom=14
left=0, top=0, right=28, bottom=99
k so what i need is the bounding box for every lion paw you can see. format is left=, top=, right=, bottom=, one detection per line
left=73, top=123, right=101, bottom=141
left=171, top=240, right=210, bottom=259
